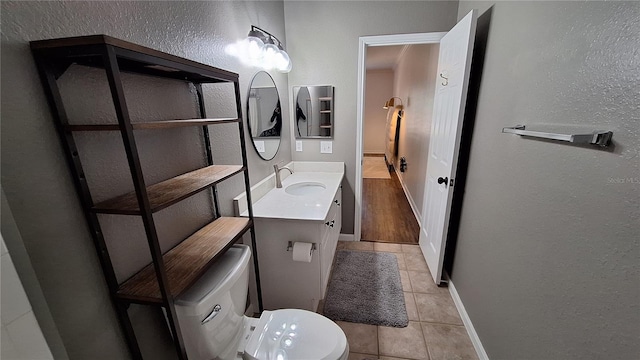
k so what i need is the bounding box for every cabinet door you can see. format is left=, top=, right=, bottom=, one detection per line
left=320, top=186, right=342, bottom=297
left=332, top=186, right=342, bottom=239
left=320, top=223, right=333, bottom=298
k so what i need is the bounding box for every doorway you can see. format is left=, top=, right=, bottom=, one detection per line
left=356, top=11, right=477, bottom=285
left=361, top=43, right=440, bottom=244
left=356, top=35, right=444, bottom=246
left=355, top=33, right=445, bottom=244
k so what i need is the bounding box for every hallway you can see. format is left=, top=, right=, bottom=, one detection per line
left=361, top=157, right=420, bottom=244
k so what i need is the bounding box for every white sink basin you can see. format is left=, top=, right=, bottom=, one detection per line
left=285, top=182, right=326, bottom=196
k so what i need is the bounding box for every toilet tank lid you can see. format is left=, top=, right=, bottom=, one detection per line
left=175, top=244, right=250, bottom=307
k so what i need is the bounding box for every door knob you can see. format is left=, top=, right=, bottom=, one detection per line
left=437, top=177, right=448, bottom=185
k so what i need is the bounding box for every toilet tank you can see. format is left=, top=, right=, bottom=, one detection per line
left=174, top=244, right=251, bottom=360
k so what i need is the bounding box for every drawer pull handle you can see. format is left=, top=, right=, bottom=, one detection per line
left=325, top=220, right=335, bottom=228
left=334, top=200, right=341, bottom=206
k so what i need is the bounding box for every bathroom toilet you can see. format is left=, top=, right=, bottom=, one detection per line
left=174, top=244, right=349, bottom=360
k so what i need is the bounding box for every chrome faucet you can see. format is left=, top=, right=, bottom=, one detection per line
left=274, top=164, right=293, bottom=188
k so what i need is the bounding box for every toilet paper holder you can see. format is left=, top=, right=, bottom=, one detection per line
left=286, top=241, right=317, bottom=253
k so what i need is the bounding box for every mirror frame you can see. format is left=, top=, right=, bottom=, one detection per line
left=246, top=71, right=281, bottom=161
left=293, top=85, right=335, bottom=139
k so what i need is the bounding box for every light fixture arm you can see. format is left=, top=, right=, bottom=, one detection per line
left=389, top=97, right=403, bottom=107
left=383, top=96, right=404, bottom=110
left=251, top=25, right=285, bottom=50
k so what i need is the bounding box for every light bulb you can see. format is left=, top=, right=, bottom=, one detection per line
left=275, top=49, right=292, bottom=73
left=246, top=35, right=264, bottom=63
left=262, top=43, right=279, bottom=70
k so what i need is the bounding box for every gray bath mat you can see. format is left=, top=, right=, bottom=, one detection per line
left=323, top=250, right=408, bottom=327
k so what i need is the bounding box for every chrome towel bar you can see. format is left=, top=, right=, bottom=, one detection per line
left=502, top=125, right=613, bottom=147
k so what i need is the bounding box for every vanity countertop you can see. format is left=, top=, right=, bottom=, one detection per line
left=236, top=162, right=344, bottom=221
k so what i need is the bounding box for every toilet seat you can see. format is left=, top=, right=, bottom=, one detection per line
left=244, top=309, right=348, bottom=360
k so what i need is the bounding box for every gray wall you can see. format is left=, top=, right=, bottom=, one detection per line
left=284, top=0, right=459, bottom=234
left=1, top=1, right=290, bottom=358
left=393, top=44, right=439, bottom=221
left=364, top=69, right=394, bottom=154
left=452, top=2, right=640, bottom=359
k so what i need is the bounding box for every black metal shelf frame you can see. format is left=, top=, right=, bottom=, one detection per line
left=30, top=35, right=263, bottom=360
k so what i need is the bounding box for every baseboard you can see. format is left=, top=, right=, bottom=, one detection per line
left=338, top=233, right=355, bottom=241
left=448, top=280, right=490, bottom=360
left=395, top=172, right=421, bottom=228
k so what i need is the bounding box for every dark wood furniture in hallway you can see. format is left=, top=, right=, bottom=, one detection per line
left=362, top=169, right=420, bottom=244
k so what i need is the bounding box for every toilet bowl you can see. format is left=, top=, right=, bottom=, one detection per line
left=174, top=244, right=349, bottom=360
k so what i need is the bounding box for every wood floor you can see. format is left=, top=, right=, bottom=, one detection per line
left=361, top=167, right=420, bottom=244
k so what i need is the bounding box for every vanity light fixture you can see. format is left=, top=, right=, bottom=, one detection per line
left=383, top=96, right=404, bottom=110
left=383, top=96, right=404, bottom=116
left=226, top=25, right=292, bottom=73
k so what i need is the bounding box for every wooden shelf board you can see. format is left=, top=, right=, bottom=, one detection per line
left=93, top=165, right=244, bottom=215
left=116, top=217, right=251, bottom=304
left=320, top=125, right=332, bottom=128
left=65, top=118, right=239, bottom=132
left=318, top=97, right=333, bottom=101
left=31, top=35, right=237, bottom=83
left=320, top=110, right=332, bottom=114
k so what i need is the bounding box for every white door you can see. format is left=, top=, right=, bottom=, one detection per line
left=419, top=10, right=477, bottom=284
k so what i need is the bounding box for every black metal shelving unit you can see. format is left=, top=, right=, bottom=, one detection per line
left=30, top=35, right=263, bottom=360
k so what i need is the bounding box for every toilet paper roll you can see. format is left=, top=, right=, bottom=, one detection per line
left=292, top=242, right=313, bottom=263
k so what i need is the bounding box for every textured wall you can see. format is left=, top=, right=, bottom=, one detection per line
left=452, top=2, right=640, bottom=359
left=2, top=188, right=69, bottom=360
left=1, top=1, right=289, bottom=359
left=284, top=0, right=459, bottom=234
left=364, top=69, right=394, bottom=154
left=393, top=44, right=439, bottom=220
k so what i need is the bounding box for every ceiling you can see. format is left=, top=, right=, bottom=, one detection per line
left=366, top=45, right=407, bottom=70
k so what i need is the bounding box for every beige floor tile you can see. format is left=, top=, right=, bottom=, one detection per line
left=378, top=322, right=428, bottom=359
left=408, top=270, right=446, bottom=294
left=373, top=242, right=404, bottom=253
left=422, top=323, right=478, bottom=360
left=404, top=292, right=419, bottom=321
left=342, top=241, right=375, bottom=251
left=414, top=293, right=463, bottom=325
left=349, top=353, right=380, bottom=360
left=404, top=253, right=430, bottom=272
left=337, top=241, right=347, bottom=250
left=337, top=321, right=378, bottom=355
left=401, top=244, right=422, bottom=254
left=399, top=270, right=412, bottom=292
left=394, top=253, right=407, bottom=271
left=379, top=357, right=412, bottom=360
left=317, top=299, right=325, bottom=314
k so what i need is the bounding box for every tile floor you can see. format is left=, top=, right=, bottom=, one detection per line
left=319, top=241, right=478, bottom=360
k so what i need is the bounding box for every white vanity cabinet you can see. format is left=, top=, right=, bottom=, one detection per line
left=253, top=185, right=341, bottom=311
left=234, top=162, right=344, bottom=312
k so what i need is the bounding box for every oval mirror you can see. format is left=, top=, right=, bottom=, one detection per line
left=247, top=71, right=281, bottom=160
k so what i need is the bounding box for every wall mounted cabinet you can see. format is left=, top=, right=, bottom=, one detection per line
left=30, top=35, right=262, bottom=360
left=293, top=85, right=334, bottom=138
